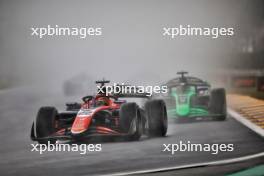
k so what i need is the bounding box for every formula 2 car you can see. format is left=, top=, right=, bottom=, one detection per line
left=161, top=71, right=226, bottom=122
left=30, top=80, right=167, bottom=144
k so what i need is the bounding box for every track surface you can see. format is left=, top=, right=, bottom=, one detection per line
left=0, top=88, right=263, bottom=176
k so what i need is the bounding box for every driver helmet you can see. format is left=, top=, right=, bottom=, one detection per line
left=96, top=97, right=109, bottom=106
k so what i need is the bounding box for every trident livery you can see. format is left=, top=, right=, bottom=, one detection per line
left=31, top=80, right=167, bottom=144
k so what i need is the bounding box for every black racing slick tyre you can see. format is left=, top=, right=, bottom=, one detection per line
left=209, top=88, right=227, bottom=121
left=120, top=103, right=142, bottom=141
left=145, top=100, right=168, bottom=137
left=35, top=107, right=58, bottom=144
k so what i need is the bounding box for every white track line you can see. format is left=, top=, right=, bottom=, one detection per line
left=99, top=110, right=264, bottom=176
left=100, top=152, right=264, bottom=176
left=228, top=108, right=264, bottom=137
left=97, top=109, right=264, bottom=176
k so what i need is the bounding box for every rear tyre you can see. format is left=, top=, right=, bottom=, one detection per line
left=209, top=88, right=227, bottom=121
left=145, top=100, right=167, bottom=137
left=35, top=107, right=58, bottom=144
left=120, top=103, right=142, bottom=141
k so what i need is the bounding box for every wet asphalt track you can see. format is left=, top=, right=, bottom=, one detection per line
left=0, top=87, right=263, bottom=176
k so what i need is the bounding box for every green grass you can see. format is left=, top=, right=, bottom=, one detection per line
left=227, top=165, right=264, bottom=176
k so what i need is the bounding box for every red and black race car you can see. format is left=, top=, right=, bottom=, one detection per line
left=30, top=80, right=168, bottom=144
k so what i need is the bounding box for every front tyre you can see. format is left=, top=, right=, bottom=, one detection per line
left=35, top=107, right=58, bottom=144
left=209, top=88, right=227, bottom=121
left=120, top=103, right=142, bottom=141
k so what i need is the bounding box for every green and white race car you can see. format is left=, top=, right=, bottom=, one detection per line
left=162, top=71, right=226, bottom=122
